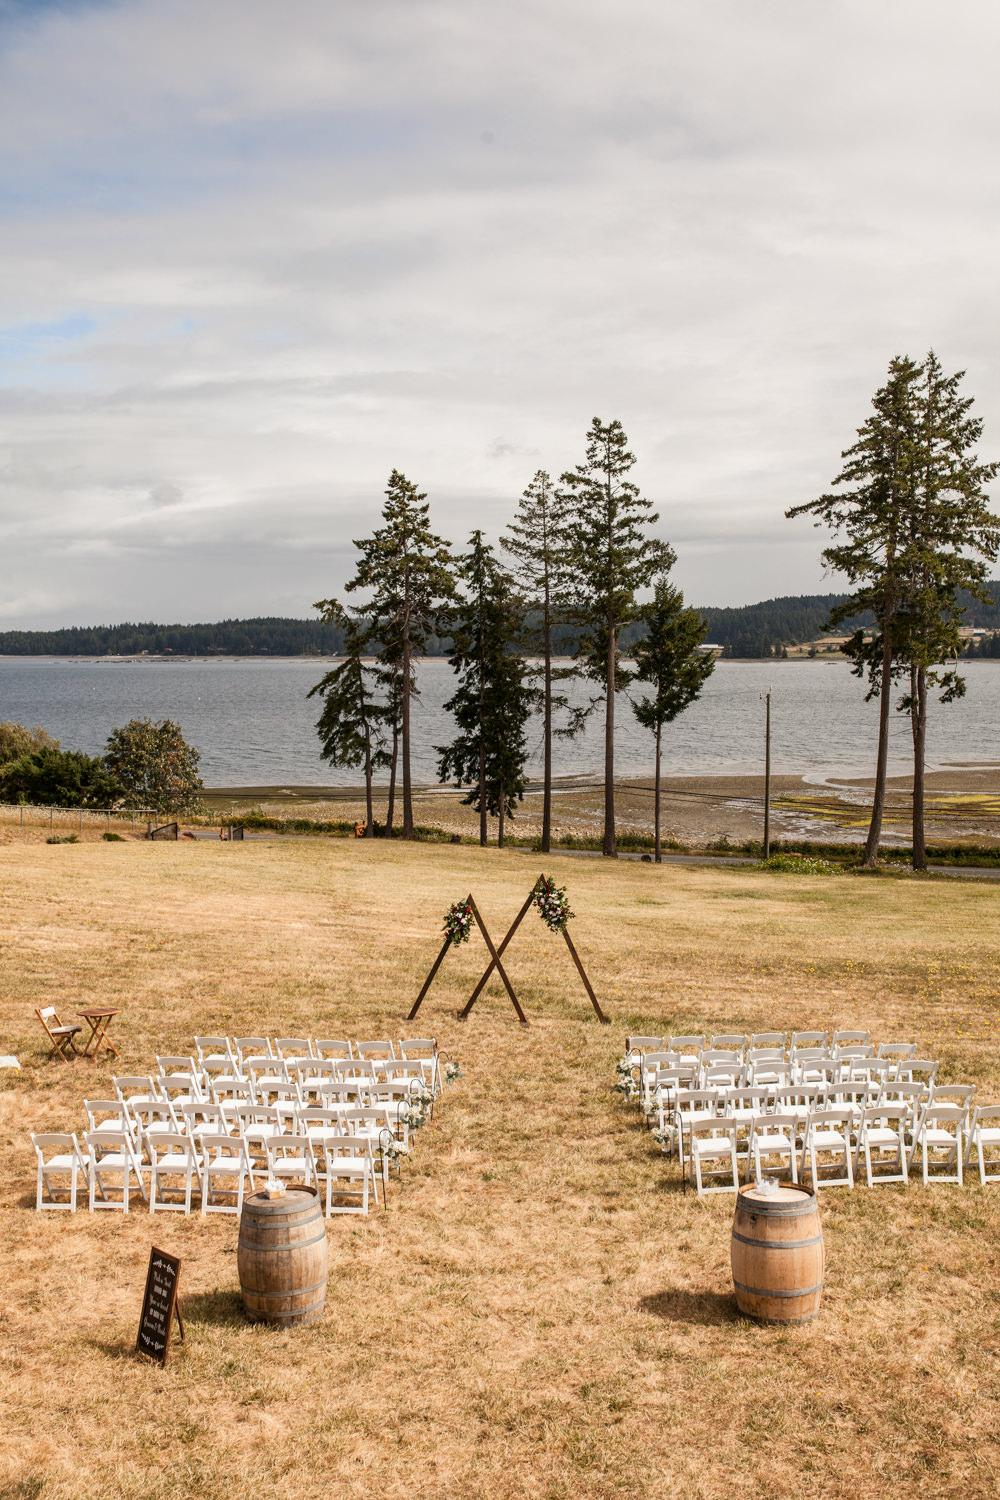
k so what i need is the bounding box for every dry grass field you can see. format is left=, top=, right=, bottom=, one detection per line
left=2, top=837, right=1000, bottom=1500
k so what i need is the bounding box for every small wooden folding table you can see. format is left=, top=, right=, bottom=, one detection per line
left=76, top=1006, right=120, bottom=1059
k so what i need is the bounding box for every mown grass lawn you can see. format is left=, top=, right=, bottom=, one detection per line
left=1, top=837, right=999, bottom=1500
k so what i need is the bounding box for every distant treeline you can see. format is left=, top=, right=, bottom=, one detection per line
left=2, top=585, right=999, bottom=659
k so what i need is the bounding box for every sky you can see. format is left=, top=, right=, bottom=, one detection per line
left=2, top=0, right=1000, bottom=629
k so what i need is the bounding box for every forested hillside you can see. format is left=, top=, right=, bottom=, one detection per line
left=2, top=585, right=997, bottom=658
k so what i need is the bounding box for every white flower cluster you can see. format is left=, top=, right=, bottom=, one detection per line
left=403, top=1082, right=435, bottom=1131
left=614, top=1055, right=639, bottom=1102
left=443, top=899, right=474, bottom=946
left=534, top=876, right=573, bottom=933
left=444, top=1060, right=462, bottom=1084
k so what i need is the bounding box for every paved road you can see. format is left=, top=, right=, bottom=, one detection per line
left=519, top=845, right=1000, bottom=882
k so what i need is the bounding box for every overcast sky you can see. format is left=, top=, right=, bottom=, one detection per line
left=2, top=0, right=999, bottom=629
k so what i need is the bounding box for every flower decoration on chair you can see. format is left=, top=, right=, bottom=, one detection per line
left=443, top=898, right=474, bottom=946
left=443, top=1060, right=462, bottom=1085
left=534, top=876, right=573, bottom=933
left=403, top=1080, right=434, bottom=1131
left=614, top=1056, right=638, bottom=1102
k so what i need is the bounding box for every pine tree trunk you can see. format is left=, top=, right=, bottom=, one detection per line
left=386, top=723, right=398, bottom=836
left=603, top=627, right=617, bottom=858
left=862, top=629, right=894, bottom=868
left=541, top=582, right=552, bottom=855
left=912, top=664, right=928, bottom=871
left=498, top=783, right=505, bottom=848
left=478, top=741, right=487, bottom=847
left=364, top=732, right=373, bottom=836
left=402, top=628, right=413, bottom=839
left=654, top=721, right=662, bottom=864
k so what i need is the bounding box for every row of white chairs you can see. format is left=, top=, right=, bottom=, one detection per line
left=635, top=1052, right=939, bottom=1112
left=124, top=1058, right=435, bottom=1111
left=675, top=1099, right=1000, bottom=1196
left=626, top=1030, right=896, bottom=1061
left=194, top=1035, right=440, bottom=1071
left=32, top=1126, right=383, bottom=1217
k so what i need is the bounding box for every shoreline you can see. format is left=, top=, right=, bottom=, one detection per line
left=198, top=766, right=1000, bottom=849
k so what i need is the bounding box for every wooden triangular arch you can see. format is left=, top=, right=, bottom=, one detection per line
left=460, top=875, right=609, bottom=1025
left=407, top=893, right=527, bottom=1025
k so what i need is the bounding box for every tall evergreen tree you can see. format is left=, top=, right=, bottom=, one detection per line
left=631, top=582, right=715, bottom=862
left=436, top=531, right=533, bottom=847
left=346, top=470, right=455, bottom=839
left=502, top=469, right=578, bottom=853
left=893, top=352, right=999, bottom=869
left=787, top=357, right=922, bottom=867
left=308, top=605, right=389, bottom=836
left=559, top=418, right=674, bottom=857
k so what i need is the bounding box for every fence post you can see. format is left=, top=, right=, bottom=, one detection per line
left=79, top=808, right=83, bottom=833
left=20, top=805, right=24, bottom=828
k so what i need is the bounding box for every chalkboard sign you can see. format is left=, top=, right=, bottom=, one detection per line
left=136, top=1246, right=184, bottom=1364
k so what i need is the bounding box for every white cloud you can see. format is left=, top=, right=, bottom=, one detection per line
left=2, top=0, right=999, bottom=626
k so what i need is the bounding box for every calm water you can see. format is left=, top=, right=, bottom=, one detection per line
left=0, top=656, right=997, bottom=787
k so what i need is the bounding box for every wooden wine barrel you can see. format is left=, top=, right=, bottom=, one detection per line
left=237, top=1187, right=328, bottom=1327
left=731, top=1184, right=824, bottom=1325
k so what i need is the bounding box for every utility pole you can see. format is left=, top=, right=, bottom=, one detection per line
left=762, top=688, right=772, bottom=859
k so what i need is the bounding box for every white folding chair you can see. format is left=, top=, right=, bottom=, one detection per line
left=856, top=1105, right=909, bottom=1186
left=246, top=1054, right=289, bottom=1099
left=200, top=1131, right=255, bottom=1214
left=688, top=1119, right=740, bottom=1196
left=315, top=1038, right=354, bottom=1061
left=919, top=1104, right=964, bottom=1186
left=313, top=1133, right=376, bottom=1215
left=148, top=1131, right=198, bottom=1213
left=791, top=1030, right=828, bottom=1052
left=235, top=1035, right=273, bottom=1065
left=802, top=1108, right=854, bottom=1189
left=667, top=1035, right=705, bottom=1069
left=709, top=1033, right=747, bottom=1053
left=113, top=1075, right=162, bottom=1112
left=32, top=1132, right=86, bottom=1210
left=929, top=1084, right=976, bottom=1130
left=356, top=1040, right=396, bottom=1062
left=157, top=1058, right=204, bottom=1108
left=275, top=1036, right=315, bottom=1061
left=263, top=1133, right=317, bottom=1191
left=194, top=1036, right=237, bottom=1071
left=672, top=1090, right=718, bottom=1169
left=832, top=1030, right=871, bottom=1050
left=181, top=1101, right=231, bottom=1139
left=85, top=1129, right=143, bottom=1212
left=967, top=1105, right=1000, bottom=1185
left=750, top=1032, right=785, bottom=1050
left=85, top=1098, right=147, bottom=1189
left=877, top=1042, right=917, bottom=1061
left=748, top=1112, right=801, bottom=1186
left=209, top=1078, right=254, bottom=1122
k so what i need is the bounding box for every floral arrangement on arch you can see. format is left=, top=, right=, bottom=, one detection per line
left=534, top=876, right=574, bottom=933
left=443, top=897, right=474, bottom=946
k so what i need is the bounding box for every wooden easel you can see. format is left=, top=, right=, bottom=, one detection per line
left=407, top=893, right=527, bottom=1025
left=460, top=875, right=609, bottom=1025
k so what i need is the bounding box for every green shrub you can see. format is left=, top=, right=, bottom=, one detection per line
left=45, top=834, right=79, bottom=845
left=758, top=851, right=836, bottom=875
left=102, top=831, right=125, bottom=842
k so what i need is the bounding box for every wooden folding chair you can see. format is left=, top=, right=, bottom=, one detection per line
left=35, top=1006, right=82, bottom=1061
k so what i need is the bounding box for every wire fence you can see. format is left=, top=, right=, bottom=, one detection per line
left=0, top=802, right=157, bottom=834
